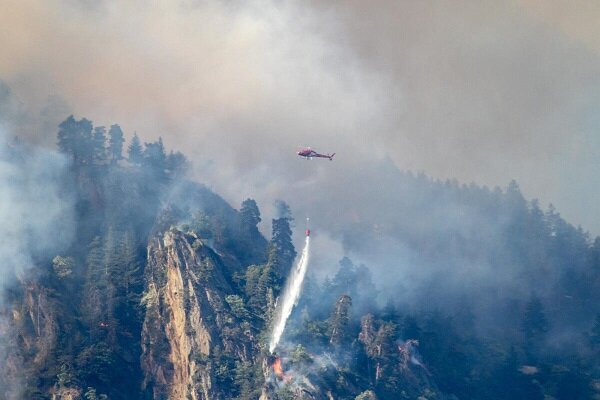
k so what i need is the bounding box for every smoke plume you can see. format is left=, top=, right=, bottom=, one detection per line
left=1, top=0, right=599, bottom=346
left=1, top=0, right=599, bottom=233
left=0, top=122, right=75, bottom=397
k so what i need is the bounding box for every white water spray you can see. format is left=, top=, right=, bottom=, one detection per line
left=269, top=235, right=310, bottom=353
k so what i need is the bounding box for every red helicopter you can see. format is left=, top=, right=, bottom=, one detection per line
left=297, top=147, right=335, bottom=161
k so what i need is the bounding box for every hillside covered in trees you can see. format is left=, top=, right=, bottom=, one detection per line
left=1, top=115, right=599, bottom=399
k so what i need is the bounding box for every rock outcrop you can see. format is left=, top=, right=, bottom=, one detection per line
left=141, top=229, right=255, bottom=399
left=3, top=280, right=61, bottom=399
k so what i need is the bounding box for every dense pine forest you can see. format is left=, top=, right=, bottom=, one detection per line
left=1, top=115, right=599, bottom=399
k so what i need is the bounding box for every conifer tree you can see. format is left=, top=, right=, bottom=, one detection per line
left=57, top=115, right=94, bottom=166
left=244, top=265, right=262, bottom=311
left=127, top=133, right=143, bottom=165
left=92, top=126, right=107, bottom=164
left=108, top=124, right=125, bottom=164
left=328, top=294, right=352, bottom=346
left=82, top=236, right=106, bottom=337
left=522, top=296, right=549, bottom=340
left=57, top=115, right=79, bottom=156
left=257, top=265, right=277, bottom=317
left=358, top=314, right=397, bottom=385
left=521, top=295, right=549, bottom=360
left=122, top=230, right=143, bottom=313
left=239, top=199, right=261, bottom=232
left=268, top=202, right=296, bottom=280
left=102, top=228, right=122, bottom=340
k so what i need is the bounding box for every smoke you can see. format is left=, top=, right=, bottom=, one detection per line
left=265, top=348, right=340, bottom=398
left=0, top=130, right=75, bottom=290
left=1, top=0, right=599, bottom=344
left=274, top=199, right=293, bottom=221
left=269, top=235, right=310, bottom=353
left=0, top=87, right=76, bottom=393
left=1, top=0, right=599, bottom=233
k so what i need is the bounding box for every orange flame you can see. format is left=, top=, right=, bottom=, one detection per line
left=273, top=357, right=284, bottom=379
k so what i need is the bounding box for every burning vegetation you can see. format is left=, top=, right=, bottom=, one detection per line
left=268, top=354, right=286, bottom=381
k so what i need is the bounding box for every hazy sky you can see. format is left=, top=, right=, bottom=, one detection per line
left=1, top=0, right=599, bottom=235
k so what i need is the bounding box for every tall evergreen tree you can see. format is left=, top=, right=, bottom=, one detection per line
left=358, top=314, right=397, bottom=386
left=268, top=202, right=296, bottom=280
left=121, top=230, right=143, bottom=313
left=328, top=294, right=352, bottom=346
left=522, top=296, right=549, bottom=339
left=92, top=126, right=107, bottom=164
left=521, top=295, right=549, bottom=360
left=372, top=321, right=398, bottom=386
left=107, top=124, right=125, bottom=165
left=503, top=180, right=530, bottom=262
left=82, top=236, right=107, bottom=338
left=102, top=228, right=123, bottom=345
left=359, top=314, right=378, bottom=358
left=244, top=261, right=279, bottom=320
left=57, top=115, right=94, bottom=166
left=235, top=198, right=267, bottom=266
left=244, top=265, right=262, bottom=309
left=239, top=199, right=261, bottom=231
left=127, top=133, right=143, bottom=165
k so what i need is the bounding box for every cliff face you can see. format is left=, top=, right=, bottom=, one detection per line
left=141, top=229, right=256, bottom=400
left=139, top=227, right=443, bottom=400
left=4, top=122, right=600, bottom=399
left=3, top=280, right=62, bottom=400
left=0, top=204, right=447, bottom=400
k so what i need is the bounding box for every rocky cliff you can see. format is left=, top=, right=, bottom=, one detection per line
left=140, top=229, right=257, bottom=399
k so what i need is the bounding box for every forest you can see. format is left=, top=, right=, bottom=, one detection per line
left=1, top=115, right=599, bottom=399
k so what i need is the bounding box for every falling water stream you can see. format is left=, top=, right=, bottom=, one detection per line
left=269, top=235, right=310, bottom=353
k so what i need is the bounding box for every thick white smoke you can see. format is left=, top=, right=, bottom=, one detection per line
left=0, top=127, right=75, bottom=398
left=269, top=235, right=310, bottom=353
left=0, top=130, right=75, bottom=287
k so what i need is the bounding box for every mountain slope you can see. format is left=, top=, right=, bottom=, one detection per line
left=1, top=118, right=599, bottom=399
